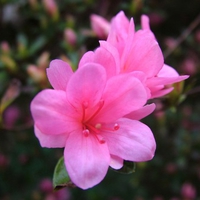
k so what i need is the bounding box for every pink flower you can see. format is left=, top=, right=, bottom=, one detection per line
left=88, top=11, right=189, bottom=98
left=90, top=14, right=110, bottom=39
left=31, top=59, right=156, bottom=189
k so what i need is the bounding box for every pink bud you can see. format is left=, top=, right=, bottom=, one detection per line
left=164, top=37, right=176, bottom=49
left=42, top=0, right=58, bottom=17
left=148, top=13, right=165, bottom=26
left=90, top=14, right=110, bottom=39
left=27, top=64, right=46, bottom=84
left=3, top=105, right=20, bottom=129
left=181, top=182, right=196, bottom=199
left=37, top=51, right=50, bottom=69
left=64, top=28, right=77, bottom=46
left=181, top=58, right=197, bottom=76
left=39, top=178, right=53, bottom=193
left=1, top=41, right=10, bottom=53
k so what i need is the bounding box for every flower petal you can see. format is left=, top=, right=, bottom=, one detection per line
left=141, top=15, right=150, bottom=30
left=107, top=11, right=131, bottom=46
left=121, top=30, right=164, bottom=77
left=125, top=103, right=156, bottom=120
left=78, top=51, right=95, bottom=68
left=64, top=131, right=110, bottom=189
left=34, top=125, right=67, bottom=148
left=46, top=59, right=73, bottom=91
left=101, top=118, right=156, bottom=162
left=66, top=63, right=106, bottom=108
left=31, top=89, right=78, bottom=135
left=110, top=155, right=123, bottom=169
left=95, top=74, right=147, bottom=123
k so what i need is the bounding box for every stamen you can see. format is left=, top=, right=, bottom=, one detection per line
left=114, top=123, right=120, bottom=130
left=94, top=123, right=120, bottom=132
left=95, top=123, right=102, bottom=129
left=83, top=129, right=90, bottom=137
left=94, top=134, right=105, bottom=144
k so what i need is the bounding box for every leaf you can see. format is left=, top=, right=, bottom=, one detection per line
left=29, top=36, right=46, bottom=56
left=53, top=156, right=76, bottom=190
left=112, top=160, right=136, bottom=174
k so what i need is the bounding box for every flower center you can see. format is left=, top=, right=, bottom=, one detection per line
left=81, top=100, right=120, bottom=144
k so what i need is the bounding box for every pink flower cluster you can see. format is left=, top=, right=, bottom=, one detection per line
left=31, top=11, right=188, bottom=190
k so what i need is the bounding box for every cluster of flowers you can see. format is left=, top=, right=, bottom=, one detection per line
left=30, top=11, right=188, bottom=189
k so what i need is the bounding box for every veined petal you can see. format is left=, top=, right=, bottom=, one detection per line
left=101, top=118, right=156, bottom=162
left=100, top=41, right=121, bottom=74
left=78, top=51, right=95, bottom=68
left=93, top=45, right=119, bottom=78
left=107, top=11, right=130, bottom=46
left=31, top=89, right=78, bottom=135
left=95, top=74, right=147, bottom=123
left=121, top=30, right=164, bottom=76
left=125, top=103, right=156, bottom=120
left=34, top=125, right=67, bottom=148
left=64, top=131, right=110, bottom=189
left=46, top=59, right=73, bottom=91
left=66, top=63, right=106, bottom=108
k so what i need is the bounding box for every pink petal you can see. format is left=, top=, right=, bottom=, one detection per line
left=158, top=64, right=179, bottom=77
left=64, top=131, right=110, bottom=189
left=125, top=103, right=156, bottom=120
left=101, top=118, right=156, bottom=162
left=66, top=63, right=106, bottom=108
left=95, top=74, right=147, bottom=123
left=34, top=125, right=67, bottom=148
left=94, top=45, right=119, bottom=78
left=100, top=41, right=121, bottom=74
left=78, top=51, right=95, bottom=68
left=31, top=89, right=78, bottom=135
left=46, top=59, right=73, bottom=91
left=110, top=155, right=123, bottom=169
left=150, top=87, right=174, bottom=98
left=141, top=15, right=150, bottom=30
left=107, top=11, right=130, bottom=46
left=121, top=30, right=164, bottom=77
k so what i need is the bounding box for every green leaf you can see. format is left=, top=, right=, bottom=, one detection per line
left=29, top=36, right=46, bottom=56
left=53, top=157, right=76, bottom=190
left=112, top=160, right=136, bottom=174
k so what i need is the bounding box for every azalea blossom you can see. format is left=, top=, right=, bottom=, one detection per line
left=88, top=11, right=189, bottom=98
left=31, top=59, right=156, bottom=189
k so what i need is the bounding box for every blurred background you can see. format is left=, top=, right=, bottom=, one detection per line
left=0, top=0, right=200, bottom=199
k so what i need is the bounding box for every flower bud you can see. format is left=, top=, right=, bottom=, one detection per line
left=42, top=0, right=59, bottom=21
left=181, top=182, right=196, bottom=200
left=0, top=41, right=10, bottom=54
left=181, top=57, right=197, bottom=76
left=27, top=64, right=47, bottom=86
left=64, top=28, right=77, bottom=47
left=37, top=51, right=50, bottom=69
left=90, top=14, right=110, bottom=39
